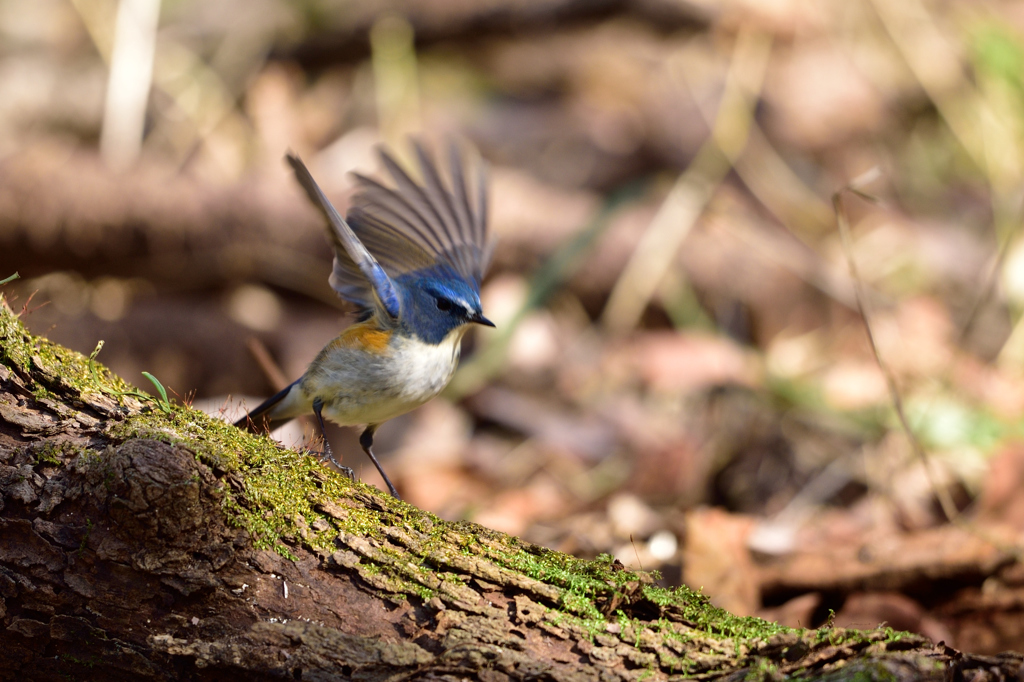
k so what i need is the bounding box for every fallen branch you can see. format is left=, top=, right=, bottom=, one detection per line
left=0, top=298, right=1018, bottom=680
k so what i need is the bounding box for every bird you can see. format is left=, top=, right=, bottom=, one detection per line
left=234, top=140, right=495, bottom=499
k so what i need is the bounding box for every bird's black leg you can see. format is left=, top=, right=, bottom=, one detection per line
left=360, top=425, right=400, bottom=499
left=312, top=398, right=353, bottom=481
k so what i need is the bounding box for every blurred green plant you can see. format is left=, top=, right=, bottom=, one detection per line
left=907, top=394, right=1006, bottom=453
left=971, top=23, right=1024, bottom=94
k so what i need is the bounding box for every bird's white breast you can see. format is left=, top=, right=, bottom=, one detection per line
left=380, top=329, right=462, bottom=407
left=306, top=327, right=465, bottom=426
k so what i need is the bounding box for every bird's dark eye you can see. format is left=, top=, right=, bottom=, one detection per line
left=436, top=297, right=453, bottom=312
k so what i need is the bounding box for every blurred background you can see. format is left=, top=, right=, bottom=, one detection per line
left=5, top=0, right=1024, bottom=652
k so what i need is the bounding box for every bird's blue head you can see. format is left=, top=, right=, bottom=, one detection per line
left=395, top=267, right=494, bottom=345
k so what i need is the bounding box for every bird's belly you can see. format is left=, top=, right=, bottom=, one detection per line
left=306, top=332, right=462, bottom=426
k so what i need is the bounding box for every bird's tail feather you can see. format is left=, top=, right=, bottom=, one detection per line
left=233, top=379, right=302, bottom=434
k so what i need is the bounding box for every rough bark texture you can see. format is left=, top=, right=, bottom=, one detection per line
left=0, top=298, right=1022, bottom=682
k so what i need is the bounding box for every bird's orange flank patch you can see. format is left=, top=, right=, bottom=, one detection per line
left=335, top=323, right=392, bottom=354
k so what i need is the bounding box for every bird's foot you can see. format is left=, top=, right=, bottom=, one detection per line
left=326, top=460, right=356, bottom=482
left=305, top=446, right=355, bottom=481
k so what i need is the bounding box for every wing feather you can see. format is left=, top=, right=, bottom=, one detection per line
left=413, top=142, right=474, bottom=278
left=286, top=154, right=401, bottom=318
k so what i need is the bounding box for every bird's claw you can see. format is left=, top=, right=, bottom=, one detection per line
left=305, top=447, right=355, bottom=481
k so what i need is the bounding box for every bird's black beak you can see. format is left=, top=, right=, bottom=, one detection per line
left=470, top=312, right=496, bottom=327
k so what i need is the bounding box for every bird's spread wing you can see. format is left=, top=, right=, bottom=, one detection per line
left=289, top=140, right=492, bottom=315
left=286, top=154, right=402, bottom=318
left=340, top=140, right=492, bottom=296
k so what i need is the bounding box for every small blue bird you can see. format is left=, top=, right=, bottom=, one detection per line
left=235, top=141, right=494, bottom=499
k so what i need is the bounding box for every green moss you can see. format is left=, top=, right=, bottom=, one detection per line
left=743, top=658, right=780, bottom=681
left=122, top=409, right=367, bottom=559
left=796, top=660, right=902, bottom=682
left=77, top=518, right=93, bottom=557
left=33, top=443, right=64, bottom=466
left=59, top=653, right=100, bottom=669
left=476, top=542, right=789, bottom=641
left=30, top=440, right=87, bottom=466
left=0, top=304, right=133, bottom=401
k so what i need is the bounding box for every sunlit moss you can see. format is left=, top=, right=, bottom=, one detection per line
left=0, top=300, right=135, bottom=399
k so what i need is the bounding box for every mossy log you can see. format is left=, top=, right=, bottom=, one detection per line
left=0, top=298, right=1020, bottom=682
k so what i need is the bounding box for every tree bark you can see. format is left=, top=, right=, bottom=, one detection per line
left=0, top=298, right=1020, bottom=681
